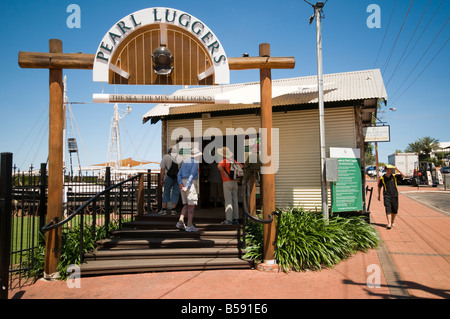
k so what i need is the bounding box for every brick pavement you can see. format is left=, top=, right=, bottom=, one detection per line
left=8, top=182, right=450, bottom=299
left=368, top=182, right=450, bottom=299
left=9, top=248, right=388, bottom=299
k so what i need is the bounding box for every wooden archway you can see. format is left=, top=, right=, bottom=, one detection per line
left=109, top=24, right=214, bottom=85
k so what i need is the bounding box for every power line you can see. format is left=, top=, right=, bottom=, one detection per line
left=394, top=0, right=445, bottom=79
left=391, top=37, right=449, bottom=105
left=142, top=125, right=159, bottom=162
left=385, top=0, right=432, bottom=87
left=20, top=115, right=48, bottom=170
left=66, top=101, right=92, bottom=165
left=14, top=104, right=47, bottom=156
left=373, top=0, right=398, bottom=68
left=381, top=0, right=415, bottom=76
left=390, top=18, right=448, bottom=101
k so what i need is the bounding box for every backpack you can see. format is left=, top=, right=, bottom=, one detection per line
left=227, top=160, right=244, bottom=180
left=166, top=158, right=179, bottom=179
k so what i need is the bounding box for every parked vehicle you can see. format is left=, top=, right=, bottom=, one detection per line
left=388, top=153, right=419, bottom=184
left=412, top=161, right=439, bottom=187
left=441, top=166, right=450, bottom=174
left=365, top=166, right=376, bottom=177
left=365, top=166, right=384, bottom=178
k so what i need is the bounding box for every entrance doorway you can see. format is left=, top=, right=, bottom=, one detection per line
left=174, top=133, right=260, bottom=209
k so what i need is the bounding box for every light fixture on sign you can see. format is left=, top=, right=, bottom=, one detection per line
left=152, top=45, right=174, bottom=76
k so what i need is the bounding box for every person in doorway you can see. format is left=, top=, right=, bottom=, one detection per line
left=159, top=147, right=181, bottom=216
left=377, top=164, right=404, bottom=229
left=217, top=147, right=243, bottom=225
left=206, top=150, right=224, bottom=207
left=243, top=140, right=262, bottom=184
left=242, top=141, right=262, bottom=214
left=176, top=148, right=202, bottom=232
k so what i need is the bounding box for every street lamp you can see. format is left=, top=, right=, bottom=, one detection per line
left=306, top=0, right=328, bottom=221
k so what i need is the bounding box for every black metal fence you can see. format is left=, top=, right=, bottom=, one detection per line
left=8, top=163, right=46, bottom=292
left=1, top=153, right=13, bottom=299
left=0, top=153, right=161, bottom=298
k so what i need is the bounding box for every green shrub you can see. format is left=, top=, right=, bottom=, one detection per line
left=28, top=220, right=119, bottom=280
left=244, top=207, right=381, bottom=272
left=243, top=220, right=264, bottom=262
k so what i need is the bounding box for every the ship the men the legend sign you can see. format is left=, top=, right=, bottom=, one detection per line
left=92, top=7, right=230, bottom=87
left=93, top=93, right=230, bottom=104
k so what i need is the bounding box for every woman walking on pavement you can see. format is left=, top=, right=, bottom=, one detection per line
left=378, top=164, right=404, bottom=229
left=176, top=148, right=202, bottom=232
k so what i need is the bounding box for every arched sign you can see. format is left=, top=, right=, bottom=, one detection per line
left=93, top=7, right=230, bottom=85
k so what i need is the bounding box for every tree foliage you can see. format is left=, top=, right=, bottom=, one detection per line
left=405, top=136, right=439, bottom=156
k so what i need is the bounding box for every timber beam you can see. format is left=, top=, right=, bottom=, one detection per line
left=18, top=52, right=96, bottom=69
left=19, top=51, right=295, bottom=71
left=229, top=57, right=295, bottom=70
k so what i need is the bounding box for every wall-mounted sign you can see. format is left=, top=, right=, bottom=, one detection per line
left=363, top=126, right=390, bottom=142
left=93, top=7, right=229, bottom=85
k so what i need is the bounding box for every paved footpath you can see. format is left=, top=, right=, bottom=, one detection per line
left=8, top=183, right=450, bottom=300
left=368, top=182, right=450, bottom=299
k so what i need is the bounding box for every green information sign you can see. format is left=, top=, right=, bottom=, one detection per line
left=331, top=157, right=363, bottom=212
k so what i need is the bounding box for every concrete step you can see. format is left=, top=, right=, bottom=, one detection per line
left=80, top=257, right=253, bottom=276
left=122, top=220, right=241, bottom=231
left=111, top=229, right=239, bottom=239
left=96, top=237, right=240, bottom=249
left=81, top=214, right=247, bottom=276
left=138, top=213, right=226, bottom=224
left=84, top=247, right=245, bottom=260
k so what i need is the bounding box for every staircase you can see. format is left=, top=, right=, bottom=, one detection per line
left=80, top=211, right=253, bottom=276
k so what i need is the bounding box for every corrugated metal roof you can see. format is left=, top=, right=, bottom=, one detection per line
left=142, top=69, right=387, bottom=122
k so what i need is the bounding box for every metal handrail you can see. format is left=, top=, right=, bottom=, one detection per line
left=42, top=174, right=140, bottom=232
left=240, top=174, right=282, bottom=262
left=365, top=186, right=373, bottom=212
left=244, top=209, right=276, bottom=224
left=241, top=172, right=278, bottom=224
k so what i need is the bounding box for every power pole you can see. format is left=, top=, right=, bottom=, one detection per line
left=308, top=1, right=328, bottom=221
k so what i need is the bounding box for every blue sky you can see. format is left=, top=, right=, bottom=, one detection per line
left=1, top=0, right=449, bottom=171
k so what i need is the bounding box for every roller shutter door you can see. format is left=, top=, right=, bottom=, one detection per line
left=273, top=107, right=356, bottom=210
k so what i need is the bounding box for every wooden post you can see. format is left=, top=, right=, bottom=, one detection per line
left=249, top=175, right=257, bottom=217
left=137, top=173, right=145, bottom=217
left=259, top=43, right=276, bottom=263
left=44, top=39, right=64, bottom=279
left=147, top=170, right=152, bottom=213
left=157, top=172, right=163, bottom=212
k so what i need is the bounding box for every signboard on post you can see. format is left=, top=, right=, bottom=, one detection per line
left=330, top=148, right=363, bottom=212
left=363, top=126, right=390, bottom=142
